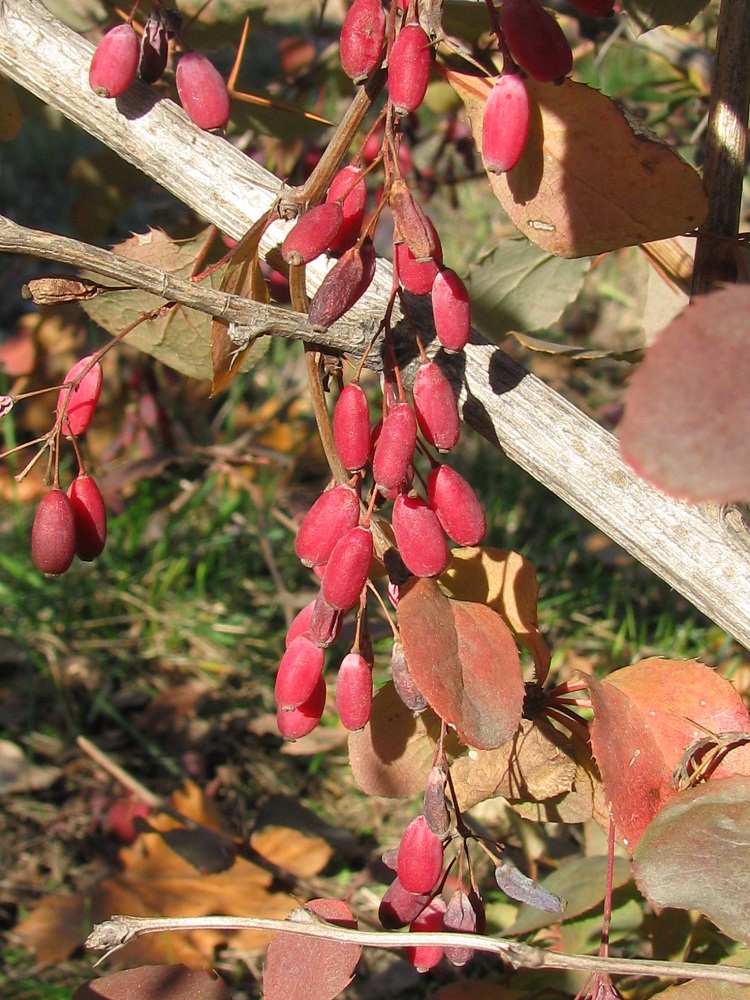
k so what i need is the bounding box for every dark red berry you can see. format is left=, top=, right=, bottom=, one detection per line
left=67, top=474, right=107, bottom=561
left=89, top=23, right=140, bottom=99
left=394, top=218, right=442, bottom=295
left=139, top=10, right=170, bottom=84
left=379, top=877, right=431, bottom=929
left=406, top=898, right=447, bottom=972
left=333, top=383, right=371, bottom=472
left=282, top=202, right=345, bottom=265
left=31, top=489, right=76, bottom=577
left=175, top=51, right=231, bottom=131
left=413, top=360, right=460, bottom=452
left=388, top=24, right=432, bottom=115
left=423, top=764, right=450, bottom=838
left=501, top=0, right=573, bottom=83
left=308, top=238, right=377, bottom=328
left=340, top=0, right=386, bottom=83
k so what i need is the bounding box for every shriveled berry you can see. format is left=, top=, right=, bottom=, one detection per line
left=31, top=489, right=76, bottom=577
left=413, top=360, right=460, bottom=452
left=333, top=383, right=371, bottom=471
left=423, top=764, right=450, bottom=838
left=175, top=51, right=231, bottom=131
left=308, top=591, right=343, bottom=648
left=427, top=465, right=486, bottom=546
left=431, top=268, right=471, bottom=352
left=308, top=238, right=377, bottom=328
left=397, top=814, right=444, bottom=895
left=67, top=474, right=107, bottom=561
left=390, top=180, right=439, bottom=262
left=394, top=220, right=442, bottom=295
left=443, top=889, right=478, bottom=967
left=340, top=0, right=386, bottom=83
left=57, top=356, right=103, bottom=438
left=388, top=23, right=432, bottom=115
left=321, top=525, right=374, bottom=610
left=392, top=494, right=450, bottom=578
left=89, top=23, right=140, bottom=99
left=326, top=165, right=367, bottom=253
left=391, top=639, right=428, bottom=712
left=406, top=898, right=447, bottom=972
left=139, top=10, right=170, bottom=84
left=336, top=651, right=373, bottom=731
left=501, top=0, right=573, bottom=83
left=275, top=634, right=326, bottom=711
left=379, top=877, right=431, bottom=929
left=567, top=0, right=615, bottom=13
left=277, top=673, right=326, bottom=740
left=282, top=202, right=344, bottom=265
left=371, top=402, right=417, bottom=494
left=482, top=73, right=530, bottom=174
left=295, top=484, right=361, bottom=567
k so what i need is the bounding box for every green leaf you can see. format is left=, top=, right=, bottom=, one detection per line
left=622, top=0, right=711, bottom=33
left=465, top=239, right=592, bottom=340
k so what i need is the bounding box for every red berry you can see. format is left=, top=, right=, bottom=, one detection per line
left=89, top=23, right=140, bottom=99
left=275, top=634, right=326, bottom=711
left=175, top=51, right=231, bottom=131
left=442, top=889, right=478, bottom=967
left=67, top=474, right=107, bottom=561
left=282, top=202, right=345, bottom=265
left=392, top=494, right=450, bottom=578
left=308, top=238, right=377, bottom=328
left=321, top=525, right=374, bottom=610
left=340, top=0, right=386, bottom=83
left=391, top=639, right=428, bottom=712
left=407, top=898, right=447, bottom=972
left=567, top=0, right=614, bottom=13
left=501, top=0, right=573, bottom=83
left=308, top=591, right=343, bottom=648
left=379, top=877, right=431, bottom=929
left=371, top=402, right=417, bottom=493
left=482, top=73, right=530, bottom=174
left=413, top=360, right=460, bottom=452
left=394, top=219, right=442, bottom=295
left=397, top=814, right=445, bottom=895
left=295, top=484, right=361, bottom=567
left=333, top=383, right=371, bottom=472
left=388, top=24, right=432, bottom=115
left=285, top=600, right=316, bottom=647
left=427, top=465, right=487, bottom=546
left=336, top=651, right=373, bottom=731
left=431, top=268, right=471, bottom=352
left=106, top=796, right=150, bottom=844
left=31, top=489, right=76, bottom=577
left=326, top=165, right=368, bottom=253
left=57, top=356, right=103, bottom=438
left=276, top=673, right=326, bottom=740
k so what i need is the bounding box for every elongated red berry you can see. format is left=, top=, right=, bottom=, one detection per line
left=326, top=165, right=367, bottom=253
left=286, top=600, right=315, bottom=647
left=392, top=494, right=450, bottom=578
left=407, top=898, right=447, bottom=973
left=501, top=0, right=573, bottom=83
left=431, top=268, right=471, bottom=352
left=295, top=484, right=360, bottom=567
left=277, top=673, right=326, bottom=740
left=57, top=356, right=103, bottom=438
left=482, top=73, right=530, bottom=174
left=175, top=51, right=231, bottom=130
left=567, top=0, right=614, bottom=13
left=340, top=0, right=386, bottom=83
left=282, top=202, right=344, bottom=265
left=388, top=24, right=432, bottom=115
left=391, top=639, right=428, bottom=712
left=397, top=815, right=444, bottom=895
left=443, top=889, right=478, bottom=967
left=379, top=878, right=431, bottom=929
left=67, top=474, right=107, bottom=561
left=31, top=489, right=76, bottom=577
left=89, top=23, right=140, bottom=99
left=333, top=383, right=371, bottom=471
left=427, top=465, right=486, bottom=546
left=394, top=217, right=442, bottom=295
left=336, top=651, right=373, bottom=731
left=371, top=402, right=417, bottom=493
left=275, top=634, right=326, bottom=711
left=321, top=525, right=373, bottom=610
left=308, top=238, right=376, bottom=328
left=413, top=361, right=460, bottom=452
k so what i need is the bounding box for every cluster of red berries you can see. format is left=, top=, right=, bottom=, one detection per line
left=88, top=1, right=230, bottom=131
left=30, top=356, right=108, bottom=577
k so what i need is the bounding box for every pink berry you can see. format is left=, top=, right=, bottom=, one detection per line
left=275, top=634, right=326, bottom=711
left=326, top=165, right=368, bottom=253
left=175, top=51, right=231, bottom=131
left=282, top=202, right=345, bottom=265
left=482, top=74, right=530, bottom=174
left=392, top=493, right=450, bottom=578
left=371, top=402, right=417, bottom=493
left=89, top=23, right=140, bottom=99
left=413, top=360, right=460, bottom=452
left=340, top=0, right=386, bottom=83
left=427, top=465, right=487, bottom=546
left=333, top=383, right=371, bottom=471
left=308, top=238, right=377, bottom=328
left=321, top=525, right=374, bottom=610
left=31, top=489, right=76, bottom=577
left=276, top=673, right=326, bottom=740
left=295, top=484, right=361, bottom=567
left=57, top=356, right=103, bottom=438
left=336, top=651, right=373, bottom=731
left=388, top=24, right=432, bottom=115
left=67, top=474, right=107, bottom=561
left=501, top=0, right=573, bottom=83
left=431, top=268, right=471, bottom=352
left=397, top=815, right=444, bottom=894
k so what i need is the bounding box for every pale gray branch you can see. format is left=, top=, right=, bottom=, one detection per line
left=2, top=0, right=750, bottom=651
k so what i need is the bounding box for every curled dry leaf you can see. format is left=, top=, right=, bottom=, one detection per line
left=446, top=70, right=707, bottom=258
left=398, top=577, right=525, bottom=750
